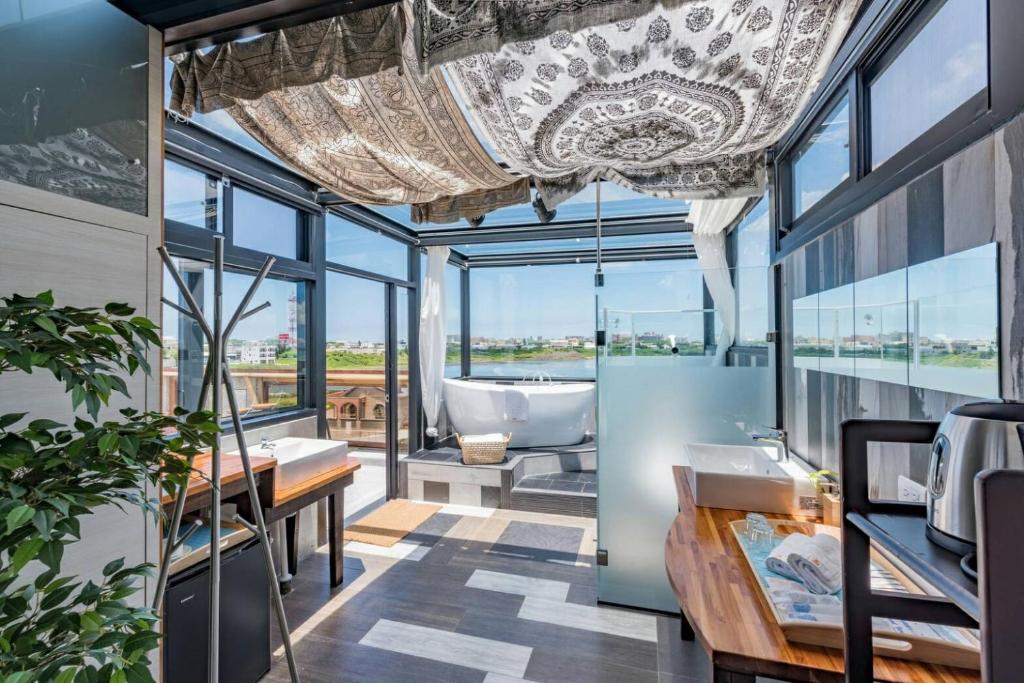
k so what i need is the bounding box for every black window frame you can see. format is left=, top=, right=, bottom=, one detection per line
left=163, top=149, right=322, bottom=431
left=778, top=78, right=859, bottom=236
left=771, top=0, right=1024, bottom=261
left=860, top=0, right=991, bottom=176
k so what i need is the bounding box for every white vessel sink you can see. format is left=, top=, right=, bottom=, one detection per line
left=682, top=443, right=818, bottom=516
left=239, top=437, right=349, bottom=491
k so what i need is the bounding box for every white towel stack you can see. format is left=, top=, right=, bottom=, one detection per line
left=765, top=533, right=842, bottom=595
left=504, top=389, right=529, bottom=422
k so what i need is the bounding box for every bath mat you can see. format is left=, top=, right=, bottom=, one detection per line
left=346, top=500, right=442, bottom=547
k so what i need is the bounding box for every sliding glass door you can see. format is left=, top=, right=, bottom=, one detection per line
left=325, top=271, right=413, bottom=513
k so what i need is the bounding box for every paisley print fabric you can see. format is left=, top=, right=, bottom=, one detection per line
left=412, top=0, right=661, bottom=73
left=411, top=177, right=531, bottom=224
left=170, top=4, right=523, bottom=214
left=170, top=4, right=405, bottom=116
left=447, top=0, right=859, bottom=207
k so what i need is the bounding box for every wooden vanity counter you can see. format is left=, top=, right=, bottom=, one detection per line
left=664, top=465, right=978, bottom=683
left=161, top=451, right=361, bottom=588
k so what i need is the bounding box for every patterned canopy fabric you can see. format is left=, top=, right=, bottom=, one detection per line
left=447, top=0, right=860, bottom=208
left=170, top=4, right=525, bottom=217
left=170, top=4, right=406, bottom=116
left=411, top=0, right=660, bottom=73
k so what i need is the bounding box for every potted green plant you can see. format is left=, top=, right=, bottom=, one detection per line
left=0, top=291, right=216, bottom=682
left=808, top=469, right=840, bottom=525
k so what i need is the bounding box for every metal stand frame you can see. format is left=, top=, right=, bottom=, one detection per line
left=153, top=237, right=300, bottom=683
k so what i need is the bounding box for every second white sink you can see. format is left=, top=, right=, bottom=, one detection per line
left=243, top=437, right=350, bottom=491
left=683, top=443, right=818, bottom=516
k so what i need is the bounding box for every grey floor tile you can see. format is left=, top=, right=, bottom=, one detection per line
left=655, top=617, right=711, bottom=681
left=524, top=649, right=660, bottom=683
left=359, top=619, right=533, bottom=678
left=466, top=569, right=571, bottom=601
left=518, top=597, right=658, bottom=642
left=456, top=605, right=659, bottom=673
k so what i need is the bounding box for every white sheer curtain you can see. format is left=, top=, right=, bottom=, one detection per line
left=690, top=198, right=748, bottom=366
left=419, top=246, right=450, bottom=437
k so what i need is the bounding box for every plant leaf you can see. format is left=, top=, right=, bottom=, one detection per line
left=33, top=315, right=59, bottom=337
left=6, top=504, right=34, bottom=534
left=0, top=412, right=27, bottom=429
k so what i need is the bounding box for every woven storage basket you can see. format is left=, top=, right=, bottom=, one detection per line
left=456, top=433, right=511, bottom=465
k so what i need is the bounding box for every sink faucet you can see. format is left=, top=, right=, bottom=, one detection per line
left=752, top=428, right=790, bottom=462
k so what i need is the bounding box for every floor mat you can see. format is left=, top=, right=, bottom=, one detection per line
left=346, top=499, right=442, bottom=547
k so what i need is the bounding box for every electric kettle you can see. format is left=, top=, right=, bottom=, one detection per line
left=926, top=401, right=1024, bottom=555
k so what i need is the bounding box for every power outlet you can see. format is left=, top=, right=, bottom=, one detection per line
left=897, top=475, right=926, bottom=503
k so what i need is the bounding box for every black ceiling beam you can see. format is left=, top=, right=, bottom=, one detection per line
left=417, top=215, right=692, bottom=246
left=464, top=245, right=696, bottom=268
left=111, top=0, right=398, bottom=54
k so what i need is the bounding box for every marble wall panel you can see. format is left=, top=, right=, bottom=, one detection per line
left=944, top=135, right=996, bottom=253
left=907, top=166, right=945, bottom=266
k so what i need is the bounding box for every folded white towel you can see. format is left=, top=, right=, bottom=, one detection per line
left=765, top=536, right=803, bottom=582
left=459, top=433, right=506, bottom=444
left=766, top=533, right=842, bottom=595
left=504, top=389, right=529, bottom=422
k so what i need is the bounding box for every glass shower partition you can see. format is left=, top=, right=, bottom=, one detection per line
left=596, top=264, right=776, bottom=612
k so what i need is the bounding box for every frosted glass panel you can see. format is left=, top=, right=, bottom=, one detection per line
left=597, top=267, right=775, bottom=612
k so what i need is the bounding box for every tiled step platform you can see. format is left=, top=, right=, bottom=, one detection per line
left=399, top=437, right=596, bottom=517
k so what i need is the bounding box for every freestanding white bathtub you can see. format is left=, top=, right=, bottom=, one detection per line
left=443, top=378, right=595, bottom=448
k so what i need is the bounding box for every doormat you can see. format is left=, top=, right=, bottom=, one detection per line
left=346, top=499, right=442, bottom=547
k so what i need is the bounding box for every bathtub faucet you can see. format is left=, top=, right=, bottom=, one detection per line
left=752, top=428, right=789, bottom=462
left=530, top=371, right=552, bottom=384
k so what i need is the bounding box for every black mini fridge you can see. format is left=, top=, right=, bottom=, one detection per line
left=163, top=538, right=271, bottom=683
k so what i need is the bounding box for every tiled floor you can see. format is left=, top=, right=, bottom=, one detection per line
left=515, top=472, right=597, bottom=495
left=264, top=504, right=715, bottom=683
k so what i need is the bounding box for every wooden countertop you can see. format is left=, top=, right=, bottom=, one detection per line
left=160, top=451, right=277, bottom=506
left=161, top=452, right=360, bottom=508
left=664, top=465, right=978, bottom=683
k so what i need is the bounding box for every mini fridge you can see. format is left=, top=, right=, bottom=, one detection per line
left=163, top=538, right=271, bottom=683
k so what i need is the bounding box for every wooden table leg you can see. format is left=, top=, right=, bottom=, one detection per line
left=679, top=610, right=695, bottom=641
left=328, top=489, right=344, bottom=587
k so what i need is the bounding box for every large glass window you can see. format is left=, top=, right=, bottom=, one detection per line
left=733, top=196, right=770, bottom=347
left=869, top=0, right=987, bottom=168
left=792, top=95, right=850, bottom=217
left=0, top=0, right=149, bottom=214
left=161, top=259, right=306, bottom=419
left=326, top=214, right=409, bottom=279
left=445, top=264, right=463, bottom=377
left=233, top=187, right=300, bottom=259
left=470, top=263, right=596, bottom=378
left=165, top=160, right=222, bottom=230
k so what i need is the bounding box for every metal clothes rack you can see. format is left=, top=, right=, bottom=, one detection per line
left=153, top=236, right=300, bottom=683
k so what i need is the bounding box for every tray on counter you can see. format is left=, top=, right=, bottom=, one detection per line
left=167, top=518, right=255, bottom=576
left=729, top=519, right=980, bottom=671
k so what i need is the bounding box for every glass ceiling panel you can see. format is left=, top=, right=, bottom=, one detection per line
left=455, top=232, right=692, bottom=256
left=370, top=184, right=689, bottom=231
